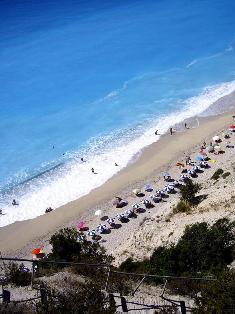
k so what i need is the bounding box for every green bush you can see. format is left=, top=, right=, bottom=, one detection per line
left=49, top=227, right=81, bottom=261
left=37, top=228, right=113, bottom=280
left=211, top=168, right=224, bottom=180
left=6, top=262, right=31, bottom=287
left=37, top=280, right=115, bottom=314
left=120, top=218, right=235, bottom=277
left=193, top=270, right=235, bottom=314
left=173, top=200, right=191, bottom=214
left=179, top=178, right=201, bottom=206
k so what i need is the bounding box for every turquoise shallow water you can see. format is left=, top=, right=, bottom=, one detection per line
left=0, top=0, right=235, bottom=226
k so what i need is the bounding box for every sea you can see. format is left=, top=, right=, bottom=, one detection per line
left=1, top=0, right=235, bottom=227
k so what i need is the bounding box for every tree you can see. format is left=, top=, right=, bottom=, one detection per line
left=194, top=270, right=235, bottom=314
left=49, top=228, right=81, bottom=261
left=37, top=280, right=115, bottom=314
left=179, top=178, right=201, bottom=206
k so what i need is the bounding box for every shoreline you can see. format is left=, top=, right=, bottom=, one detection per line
left=0, top=103, right=235, bottom=256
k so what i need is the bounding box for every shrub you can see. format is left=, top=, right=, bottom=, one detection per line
left=222, top=171, right=230, bottom=179
left=49, top=227, right=81, bottom=261
left=37, top=280, right=115, bottom=314
left=211, top=168, right=224, bottom=180
left=38, top=228, right=113, bottom=280
left=173, top=200, right=191, bottom=214
left=120, top=218, right=235, bottom=277
left=179, top=178, right=201, bottom=206
left=119, top=257, right=150, bottom=273
left=6, top=262, right=31, bottom=286
left=194, top=270, right=235, bottom=314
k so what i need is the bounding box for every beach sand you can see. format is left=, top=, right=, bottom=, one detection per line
left=0, top=95, right=235, bottom=259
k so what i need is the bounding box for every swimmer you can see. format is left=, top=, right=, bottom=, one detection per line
left=12, top=199, right=18, bottom=206
left=91, top=168, right=95, bottom=173
left=115, top=162, right=118, bottom=166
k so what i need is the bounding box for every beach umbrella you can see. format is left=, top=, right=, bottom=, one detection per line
left=116, top=213, right=125, bottom=220
left=228, top=125, right=235, bottom=131
left=31, top=248, right=41, bottom=255
left=195, top=155, right=204, bottom=161
left=76, top=221, right=86, bottom=231
left=94, top=209, right=102, bottom=216
left=176, top=162, right=184, bottom=167
left=132, top=203, right=140, bottom=209
left=132, top=188, right=141, bottom=195
left=187, top=169, right=195, bottom=175
left=87, top=230, right=96, bottom=236
left=160, top=172, right=170, bottom=177
left=144, top=184, right=153, bottom=192
left=112, top=197, right=122, bottom=205
left=107, top=218, right=115, bottom=225
left=212, top=135, right=220, bottom=142
left=206, top=145, right=214, bottom=153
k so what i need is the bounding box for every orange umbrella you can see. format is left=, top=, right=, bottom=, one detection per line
left=31, top=248, right=41, bottom=255
left=176, top=162, right=184, bottom=167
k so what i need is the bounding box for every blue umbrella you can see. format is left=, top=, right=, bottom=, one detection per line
left=195, top=155, right=204, bottom=161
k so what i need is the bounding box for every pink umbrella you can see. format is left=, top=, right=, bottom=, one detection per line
left=76, top=221, right=86, bottom=231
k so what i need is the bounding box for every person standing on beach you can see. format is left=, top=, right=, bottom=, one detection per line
left=91, top=168, right=95, bottom=173
left=185, top=155, right=191, bottom=165
left=170, top=127, right=173, bottom=135
left=184, top=123, right=189, bottom=129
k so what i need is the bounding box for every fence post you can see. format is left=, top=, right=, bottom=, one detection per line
left=180, top=301, right=186, bottom=314
left=31, top=261, right=35, bottom=288
left=2, top=289, right=10, bottom=303
left=121, top=296, right=128, bottom=312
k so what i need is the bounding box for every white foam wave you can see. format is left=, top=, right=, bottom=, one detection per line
left=186, top=40, right=234, bottom=69
left=186, top=59, right=198, bottom=68
left=1, top=79, right=235, bottom=227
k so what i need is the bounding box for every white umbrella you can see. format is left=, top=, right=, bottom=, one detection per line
left=132, top=203, right=140, bottom=209
left=207, top=145, right=214, bottom=153
left=132, top=188, right=141, bottom=195
left=87, top=230, right=96, bottom=236
left=212, top=135, right=220, bottom=142
left=94, top=209, right=102, bottom=216
left=107, top=218, right=115, bottom=225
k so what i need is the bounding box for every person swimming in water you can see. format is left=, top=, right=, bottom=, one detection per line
left=12, top=199, right=18, bottom=206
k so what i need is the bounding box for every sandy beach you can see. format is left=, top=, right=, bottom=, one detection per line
left=0, top=96, right=235, bottom=259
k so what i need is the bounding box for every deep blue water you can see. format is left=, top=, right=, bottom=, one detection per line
left=1, top=0, right=235, bottom=225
